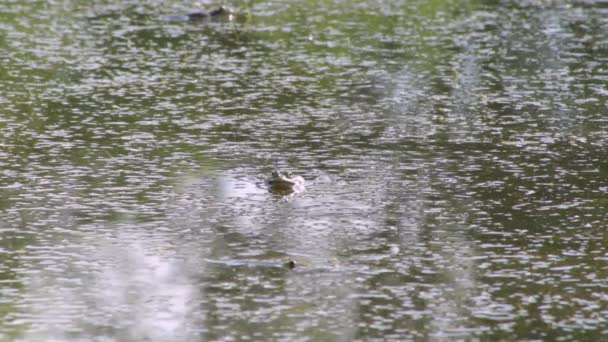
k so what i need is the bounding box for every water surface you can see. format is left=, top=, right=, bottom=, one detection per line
left=1, top=0, right=607, bottom=340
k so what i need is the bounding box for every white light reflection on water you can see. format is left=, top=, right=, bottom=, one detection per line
left=17, top=223, right=203, bottom=341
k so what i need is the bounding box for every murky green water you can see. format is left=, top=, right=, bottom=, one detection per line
left=1, top=0, right=607, bottom=340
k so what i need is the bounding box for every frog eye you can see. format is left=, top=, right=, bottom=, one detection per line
left=286, top=171, right=293, bottom=177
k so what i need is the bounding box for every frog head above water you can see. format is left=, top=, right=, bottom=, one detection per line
left=267, top=170, right=305, bottom=194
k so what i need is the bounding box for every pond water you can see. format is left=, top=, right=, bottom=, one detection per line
left=1, top=0, right=607, bottom=340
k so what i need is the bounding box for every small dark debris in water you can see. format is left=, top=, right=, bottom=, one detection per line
left=160, top=6, right=229, bottom=22
left=284, top=260, right=296, bottom=269
left=187, top=6, right=227, bottom=20
left=205, top=258, right=298, bottom=269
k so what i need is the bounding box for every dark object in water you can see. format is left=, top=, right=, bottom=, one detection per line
left=204, top=258, right=297, bottom=270
left=284, top=260, right=296, bottom=270
left=160, top=6, right=229, bottom=22
left=186, top=6, right=227, bottom=20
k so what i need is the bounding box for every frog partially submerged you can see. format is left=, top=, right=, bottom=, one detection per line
left=267, top=170, right=305, bottom=194
left=186, top=6, right=228, bottom=20
left=161, top=6, right=232, bottom=22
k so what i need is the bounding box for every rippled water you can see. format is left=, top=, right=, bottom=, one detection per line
left=1, top=0, right=607, bottom=340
